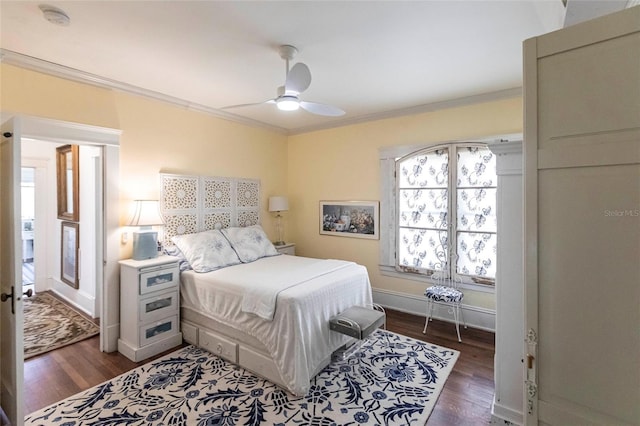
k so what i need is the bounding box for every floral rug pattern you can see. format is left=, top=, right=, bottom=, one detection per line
left=24, top=291, right=99, bottom=359
left=25, top=329, right=458, bottom=425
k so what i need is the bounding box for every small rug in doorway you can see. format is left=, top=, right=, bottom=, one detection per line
left=23, top=291, right=99, bottom=359
left=25, top=329, right=459, bottom=425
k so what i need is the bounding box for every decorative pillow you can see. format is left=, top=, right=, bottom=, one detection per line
left=171, top=230, right=241, bottom=273
left=221, top=225, right=279, bottom=263
left=162, top=245, right=192, bottom=271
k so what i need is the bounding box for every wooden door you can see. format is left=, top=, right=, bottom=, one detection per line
left=0, top=117, right=25, bottom=424
left=523, top=7, right=640, bottom=425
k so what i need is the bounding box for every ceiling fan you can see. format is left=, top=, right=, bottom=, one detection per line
left=222, top=45, right=345, bottom=117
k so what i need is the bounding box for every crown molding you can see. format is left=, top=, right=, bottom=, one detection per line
left=0, top=49, right=289, bottom=134
left=2, top=49, right=522, bottom=137
left=287, top=87, right=523, bottom=135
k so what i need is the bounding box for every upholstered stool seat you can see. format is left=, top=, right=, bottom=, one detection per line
left=425, top=285, right=463, bottom=303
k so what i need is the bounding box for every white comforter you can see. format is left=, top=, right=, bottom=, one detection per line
left=180, top=255, right=372, bottom=396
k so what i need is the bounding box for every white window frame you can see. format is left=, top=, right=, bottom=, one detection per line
left=379, top=136, right=513, bottom=293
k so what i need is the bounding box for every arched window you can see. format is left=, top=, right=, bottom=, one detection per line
left=381, top=143, right=497, bottom=286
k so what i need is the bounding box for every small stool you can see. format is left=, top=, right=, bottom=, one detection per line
left=330, top=305, right=386, bottom=360
left=423, top=285, right=466, bottom=342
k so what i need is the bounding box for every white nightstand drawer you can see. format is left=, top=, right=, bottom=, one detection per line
left=139, top=290, right=179, bottom=323
left=139, top=264, right=179, bottom=294
left=139, top=315, right=179, bottom=347
left=199, top=329, right=238, bottom=363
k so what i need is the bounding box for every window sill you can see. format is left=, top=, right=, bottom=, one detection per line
left=379, top=265, right=496, bottom=294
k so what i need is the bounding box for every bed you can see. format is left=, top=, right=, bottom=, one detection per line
left=168, top=225, right=372, bottom=396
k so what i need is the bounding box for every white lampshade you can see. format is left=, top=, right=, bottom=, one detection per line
left=268, top=196, right=289, bottom=212
left=127, top=200, right=164, bottom=227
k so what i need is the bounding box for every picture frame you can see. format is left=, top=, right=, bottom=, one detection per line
left=56, top=144, right=79, bottom=221
left=61, top=221, right=79, bottom=288
left=320, top=200, right=379, bottom=239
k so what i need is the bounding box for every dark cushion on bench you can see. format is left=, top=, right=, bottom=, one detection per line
left=330, top=306, right=385, bottom=339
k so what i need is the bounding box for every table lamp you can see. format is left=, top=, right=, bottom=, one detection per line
left=128, top=200, right=165, bottom=260
left=268, top=196, right=289, bottom=246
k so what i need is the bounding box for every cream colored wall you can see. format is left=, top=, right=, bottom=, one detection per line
left=287, top=98, right=523, bottom=310
left=1, top=64, right=289, bottom=259
left=2, top=62, right=521, bottom=312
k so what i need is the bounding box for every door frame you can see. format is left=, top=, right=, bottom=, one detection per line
left=18, top=115, right=121, bottom=352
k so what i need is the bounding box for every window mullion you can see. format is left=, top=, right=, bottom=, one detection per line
left=449, top=144, right=456, bottom=280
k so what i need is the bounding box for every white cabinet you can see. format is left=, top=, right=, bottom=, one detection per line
left=275, top=242, right=295, bottom=256
left=118, top=256, right=182, bottom=362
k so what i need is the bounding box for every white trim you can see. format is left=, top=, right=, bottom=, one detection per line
left=288, top=88, right=523, bottom=135
left=379, top=133, right=523, bottom=160
left=379, top=265, right=496, bottom=294
left=49, top=286, right=95, bottom=318
left=11, top=115, right=121, bottom=146
left=492, top=396, right=524, bottom=426
left=1, top=49, right=522, bottom=136
left=372, top=288, right=496, bottom=332
left=0, top=49, right=286, bottom=135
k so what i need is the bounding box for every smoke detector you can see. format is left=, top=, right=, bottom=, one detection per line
left=39, top=5, right=70, bottom=26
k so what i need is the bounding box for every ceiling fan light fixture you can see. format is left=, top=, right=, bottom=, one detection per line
left=276, top=96, right=300, bottom=111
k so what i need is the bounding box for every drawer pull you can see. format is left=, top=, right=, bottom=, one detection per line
left=216, top=343, right=223, bottom=354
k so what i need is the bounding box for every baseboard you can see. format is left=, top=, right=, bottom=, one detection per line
left=372, top=288, right=496, bottom=332
left=49, top=280, right=96, bottom=318
left=492, top=396, right=523, bottom=425
left=103, top=323, right=119, bottom=353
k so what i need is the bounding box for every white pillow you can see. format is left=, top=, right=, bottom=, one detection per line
left=221, top=225, right=279, bottom=263
left=171, top=230, right=241, bottom=273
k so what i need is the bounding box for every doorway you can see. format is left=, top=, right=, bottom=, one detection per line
left=21, top=167, right=35, bottom=293
left=21, top=141, right=102, bottom=336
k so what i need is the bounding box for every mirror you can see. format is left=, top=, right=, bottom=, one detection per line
left=56, top=145, right=79, bottom=221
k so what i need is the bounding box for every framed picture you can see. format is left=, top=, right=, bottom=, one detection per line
left=56, top=145, right=79, bottom=221
left=61, top=221, right=79, bottom=288
left=320, top=201, right=379, bottom=239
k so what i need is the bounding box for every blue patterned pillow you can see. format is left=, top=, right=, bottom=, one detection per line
left=221, top=225, right=279, bottom=263
left=171, top=230, right=241, bottom=273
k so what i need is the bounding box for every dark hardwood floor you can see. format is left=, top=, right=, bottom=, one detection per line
left=23, top=309, right=495, bottom=425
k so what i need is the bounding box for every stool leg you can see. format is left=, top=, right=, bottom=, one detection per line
left=422, top=299, right=433, bottom=334
left=453, top=303, right=462, bottom=342
left=460, top=303, right=467, bottom=329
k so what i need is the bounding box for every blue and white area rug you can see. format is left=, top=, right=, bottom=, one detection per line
left=25, top=330, right=458, bottom=425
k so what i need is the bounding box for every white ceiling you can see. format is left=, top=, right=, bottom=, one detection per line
left=0, top=1, right=629, bottom=134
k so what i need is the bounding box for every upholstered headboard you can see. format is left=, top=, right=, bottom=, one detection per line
left=160, top=173, right=261, bottom=246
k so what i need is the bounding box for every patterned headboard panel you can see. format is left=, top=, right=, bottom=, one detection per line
left=160, top=173, right=261, bottom=246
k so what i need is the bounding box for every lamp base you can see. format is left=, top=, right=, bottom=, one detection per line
left=132, top=230, right=159, bottom=260
left=273, top=241, right=286, bottom=246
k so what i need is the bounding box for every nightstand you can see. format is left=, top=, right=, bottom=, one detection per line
left=118, top=256, right=183, bottom=362
left=275, top=242, right=296, bottom=255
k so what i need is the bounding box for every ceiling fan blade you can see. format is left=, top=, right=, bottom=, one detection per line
left=285, top=63, right=311, bottom=94
left=221, top=99, right=275, bottom=110
left=300, top=101, right=345, bottom=117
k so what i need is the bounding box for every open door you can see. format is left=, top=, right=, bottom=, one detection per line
left=1, top=117, right=27, bottom=424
